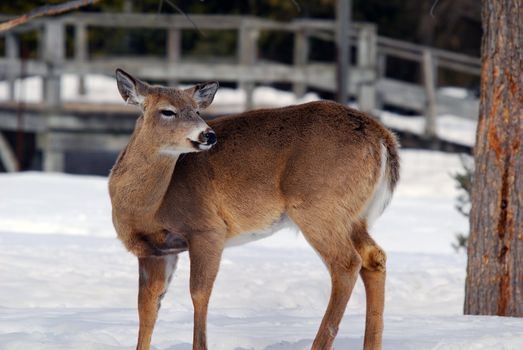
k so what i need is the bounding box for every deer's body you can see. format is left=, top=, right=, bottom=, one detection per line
left=109, top=70, right=399, bottom=350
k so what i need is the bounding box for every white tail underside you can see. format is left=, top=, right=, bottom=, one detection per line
left=363, top=143, right=392, bottom=226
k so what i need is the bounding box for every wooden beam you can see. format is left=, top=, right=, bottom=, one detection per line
left=43, top=131, right=130, bottom=152
left=293, top=29, right=309, bottom=97
left=356, top=24, right=375, bottom=68
left=336, top=0, right=352, bottom=103
left=167, top=28, right=181, bottom=86
left=238, top=22, right=258, bottom=110
left=75, top=23, right=88, bottom=95
left=356, top=23, right=377, bottom=113
left=6, top=32, right=19, bottom=102
left=42, top=21, right=64, bottom=108
left=422, top=49, right=437, bottom=139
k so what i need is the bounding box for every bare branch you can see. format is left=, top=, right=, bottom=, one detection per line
left=0, top=0, right=102, bottom=32
left=164, top=0, right=205, bottom=37
left=430, top=0, right=441, bottom=17
left=291, top=0, right=302, bottom=13
left=157, top=0, right=165, bottom=15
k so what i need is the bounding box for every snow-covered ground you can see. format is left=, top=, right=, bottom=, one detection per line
left=1, top=149, right=522, bottom=349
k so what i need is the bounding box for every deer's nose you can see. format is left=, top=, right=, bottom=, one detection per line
left=200, top=129, right=217, bottom=146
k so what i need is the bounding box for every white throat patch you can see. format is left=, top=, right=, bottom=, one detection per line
left=159, top=148, right=189, bottom=158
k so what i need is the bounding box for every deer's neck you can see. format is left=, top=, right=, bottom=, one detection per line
left=109, top=129, right=177, bottom=219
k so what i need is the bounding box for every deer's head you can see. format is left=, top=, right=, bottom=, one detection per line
left=115, top=68, right=218, bottom=156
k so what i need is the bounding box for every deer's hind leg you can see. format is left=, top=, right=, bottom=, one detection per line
left=351, top=221, right=386, bottom=350
left=136, top=254, right=178, bottom=350
left=289, top=209, right=362, bottom=350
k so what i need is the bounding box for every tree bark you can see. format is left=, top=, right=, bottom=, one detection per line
left=464, top=0, right=523, bottom=316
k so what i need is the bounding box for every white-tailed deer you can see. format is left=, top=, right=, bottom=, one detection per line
left=109, top=69, right=399, bottom=350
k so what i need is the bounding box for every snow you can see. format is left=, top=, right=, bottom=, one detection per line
left=379, top=111, right=477, bottom=147
left=1, top=149, right=522, bottom=349
left=439, top=87, right=469, bottom=99
left=0, top=74, right=319, bottom=111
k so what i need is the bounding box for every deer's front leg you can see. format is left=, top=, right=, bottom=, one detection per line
left=188, top=233, right=225, bottom=350
left=136, top=254, right=178, bottom=350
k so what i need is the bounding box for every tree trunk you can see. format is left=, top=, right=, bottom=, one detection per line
left=464, top=0, right=523, bottom=316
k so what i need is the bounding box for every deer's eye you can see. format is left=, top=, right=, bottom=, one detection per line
left=160, top=109, right=177, bottom=117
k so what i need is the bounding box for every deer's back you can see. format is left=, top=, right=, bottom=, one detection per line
left=158, top=101, right=396, bottom=238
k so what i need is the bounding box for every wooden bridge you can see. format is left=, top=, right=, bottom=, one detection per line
left=0, top=13, right=480, bottom=173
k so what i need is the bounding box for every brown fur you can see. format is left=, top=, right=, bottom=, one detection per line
left=109, top=71, right=399, bottom=350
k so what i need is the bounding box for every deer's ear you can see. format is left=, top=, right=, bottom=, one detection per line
left=115, top=68, right=148, bottom=106
left=187, top=81, right=219, bottom=109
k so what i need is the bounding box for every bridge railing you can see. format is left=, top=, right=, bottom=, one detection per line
left=0, top=12, right=480, bottom=122
left=0, top=13, right=481, bottom=172
left=0, top=13, right=378, bottom=111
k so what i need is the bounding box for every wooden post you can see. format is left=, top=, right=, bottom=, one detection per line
left=42, top=20, right=65, bottom=172
left=238, top=23, right=258, bottom=110
left=422, top=48, right=437, bottom=139
left=293, top=28, right=309, bottom=98
left=43, top=151, right=65, bottom=173
left=43, top=20, right=65, bottom=108
left=375, top=52, right=386, bottom=111
left=36, top=27, right=44, bottom=62
left=6, top=33, right=19, bottom=102
left=356, top=24, right=377, bottom=68
left=377, top=52, right=386, bottom=79
left=336, top=0, right=352, bottom=104
left=357, top=84, right=377, bottom=114
left=356, top=24, right=378, bottom=113
left=75, top=23, right=88, bottom=95
left=37, top=132, right=65, bottom=173
left=167, top=28, right=181, bottom=87
left=123, top=0, right=133, bottom=12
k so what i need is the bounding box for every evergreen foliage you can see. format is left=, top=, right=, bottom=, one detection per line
left=452, top=154, right=473, bottom=252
